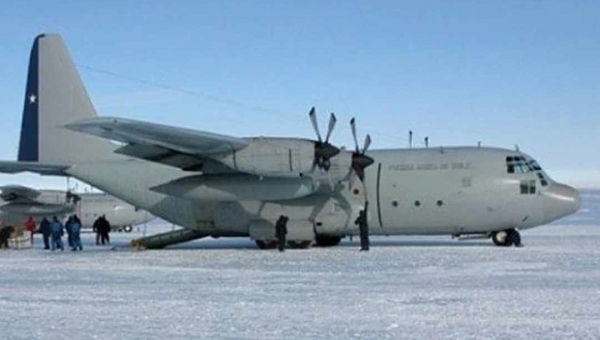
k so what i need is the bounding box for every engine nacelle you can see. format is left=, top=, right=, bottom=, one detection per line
left=312, top=198, right=353, bottom=235
left=214, top=138, right=316, bottom=177
left=151, top=174, right=320, bottom=201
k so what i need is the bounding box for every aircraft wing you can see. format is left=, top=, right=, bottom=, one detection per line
left=66, top=117, right=248, bottom=155
left=0, top=185, right=42, bottom=203
left=65, top=117, right=250, bottom=171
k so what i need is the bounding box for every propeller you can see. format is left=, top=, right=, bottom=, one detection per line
left=349, top=118, right=374, bottom=182
left=309, top=107, right=340, bottom=171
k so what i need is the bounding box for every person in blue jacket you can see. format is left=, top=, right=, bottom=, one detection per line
left=70, top=215, right=83, bottom=251
left=51, top=216, right=64, bottom=251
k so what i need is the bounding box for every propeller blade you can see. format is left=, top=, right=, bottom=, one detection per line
left=324, top=113, right=337, bottom=143
left=350, top=118, right=359, bottom=154
left=355, top=167, right=365, bottom=182
left=362, top=134, right=372, bottom=155
left=309, top=107, right=322, bottom=143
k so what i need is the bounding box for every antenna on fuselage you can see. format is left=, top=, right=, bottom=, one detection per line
left=515, top=144, right=520, bottom=151
left=424, top=136, right=429, bottom=148
left=478, top=141, right=481, bottom=148
left=409, top=130, right=413, bottom=148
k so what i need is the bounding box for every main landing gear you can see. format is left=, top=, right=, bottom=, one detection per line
left=255, top=240, right=277, bottom=249
left=315, top=235, right=342, bottom=247
left=255, top=240, right=313, bottom=249
left=491, top=229, right=522, bottom=247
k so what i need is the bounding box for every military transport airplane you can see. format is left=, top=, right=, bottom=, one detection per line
left=0, top=34, right=581, bottom=249
left=0, top=185, right=154, bottom=232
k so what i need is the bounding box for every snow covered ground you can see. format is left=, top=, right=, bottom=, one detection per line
left=1, top=190, right=599, bottom=340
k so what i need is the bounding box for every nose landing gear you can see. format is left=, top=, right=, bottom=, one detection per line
left=491, top=229, right=522, bottom=247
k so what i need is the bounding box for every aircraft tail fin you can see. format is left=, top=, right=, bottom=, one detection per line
left=18, top=33, right=117, bottom=165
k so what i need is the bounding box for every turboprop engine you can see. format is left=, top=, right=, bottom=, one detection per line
left=210, top=108, right=372, bottom=188
left=214, top=138, right=317, bottom=177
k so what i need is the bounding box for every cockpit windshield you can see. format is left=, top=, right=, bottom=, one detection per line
left=506, top=156, right=543, bottom=174
left=506, top=156, right=548, bottom=186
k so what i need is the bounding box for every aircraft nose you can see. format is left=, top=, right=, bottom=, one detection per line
left=543, top=183, right=581, bottom=223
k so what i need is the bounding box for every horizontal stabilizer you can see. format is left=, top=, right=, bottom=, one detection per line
left=65, top=117, right=249, bottom=157
left=0, top=161, right=67, bottom=176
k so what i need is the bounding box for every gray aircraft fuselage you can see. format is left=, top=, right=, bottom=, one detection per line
left=65, top=146, right=580, bottom=239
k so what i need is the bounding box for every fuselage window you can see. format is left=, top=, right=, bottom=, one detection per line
left=436, top=200, right=444, bottom=206
left=392, top=201, right=398, bottom=207
left=414, top=200, right=421, bottom=207
left=520, top=181, right=529, bottom=194
left=520, top=180, right=537, bottom=195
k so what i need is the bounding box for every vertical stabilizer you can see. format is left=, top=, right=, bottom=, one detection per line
left=18, top=33, right=117, bottom=165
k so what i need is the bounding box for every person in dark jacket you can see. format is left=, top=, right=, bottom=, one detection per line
left=0, top=225, right=15, bottom=249
left=65, top=216, right=74, bottom=248
left=275, top=215, right=288, bottom=252
left=99, top=215, right=111, bottom=245
left=70, top=215, right=83, bottom=251
left=50, top=216, right=64, bottom=251
left=39, top=217, right=51, bottom=250
left=93, top=216, right=102, bottom=245
left=355, top=207, right=369, bottom=251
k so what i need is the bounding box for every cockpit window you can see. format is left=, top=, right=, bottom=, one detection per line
left=537, top=172, right=548, bottom=187
left=506, top=156, right=543, bottom=174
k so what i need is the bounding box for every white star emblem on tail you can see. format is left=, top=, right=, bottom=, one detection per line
left=29, top=94, right=36, bottom=104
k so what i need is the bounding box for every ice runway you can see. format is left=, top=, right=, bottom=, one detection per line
left=1, top=191, right=600, bottom=340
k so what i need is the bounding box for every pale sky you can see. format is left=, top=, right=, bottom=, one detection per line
left=0, top=1, right=599, bottom=189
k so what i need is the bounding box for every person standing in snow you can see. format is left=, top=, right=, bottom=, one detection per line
left=70, top=215, right=83, bottom=251
left=24, top=216, right=36, bottom=245
left=355, top=207, right=369, bottom=251
left=93, top=216, right=102, bottom=245
left=50, top=216, right=64, bottom=251
left=275, top=215, right=288, bottom=252
left=98, top=215, right=111, bottom=245
left=64, top=215, right=74, bottom=248
left=39, top=217, right=51, bottom=250
left=0, top=225, right=15, bottom=249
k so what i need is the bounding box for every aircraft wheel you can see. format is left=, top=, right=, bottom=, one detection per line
left=492, top=230, right=509, bottom=246
left=315, top=235, right=342, bottom=247
left=287, top=240, right=312, bottom=249
left=492, top=229, right=521, bottom=247
left=255, top=240, right=277, bottom=250
left=506, top=229, right=521, bottom=247
left=123, top=225, right=133, bottom=233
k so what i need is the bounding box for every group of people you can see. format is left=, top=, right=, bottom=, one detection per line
left=37, top=215, right=83, bottom=251
left=93, top=215, right=111, bottom=245
left=28, top=215, right=111, bottom=251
